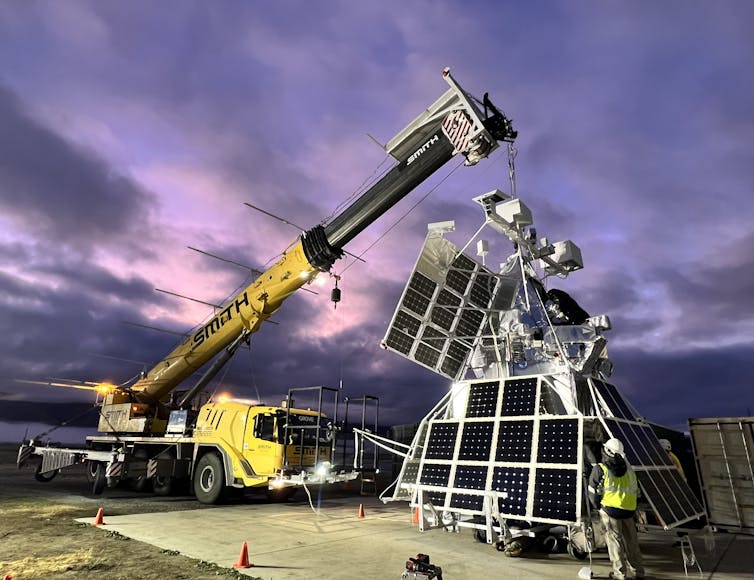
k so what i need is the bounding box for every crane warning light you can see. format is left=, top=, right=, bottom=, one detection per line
left=96, top=382, right=116, bottom=395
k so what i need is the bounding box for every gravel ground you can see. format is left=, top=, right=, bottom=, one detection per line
left=0, top=443, right=265, bottom=579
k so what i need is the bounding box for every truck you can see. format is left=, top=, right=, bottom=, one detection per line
left=17, top=68, right=517, bottom=504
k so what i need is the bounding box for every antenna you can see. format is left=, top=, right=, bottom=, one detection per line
left=155, top=288, right=222, bottom=309
left=121, top=320, right=189, bottom=337
left=243, top=202, right=305, bottom=231
left=244, top=203, right=365, bottom=264
left=188, top=246, right=263, bottom=276
left=188, top=245, right=317, bottom=296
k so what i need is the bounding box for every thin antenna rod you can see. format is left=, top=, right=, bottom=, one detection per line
left=122, top=320, right=188, bottom=337
left=244, top=202, right=305, bottom=231
left=155, top=288, right=221, bottom=309
left=188, top=246, right=262, bottom=275
left=87, top=352, right=149, bottom=367
left=188, top=245, right=318, bottom=295
left=243, top=203, right=364, bottom=264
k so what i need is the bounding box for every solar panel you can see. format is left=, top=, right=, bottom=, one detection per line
left=425, top=422, right=459, bottom=460
left=419, top=463, right=452, bottom=487
left=598, top=389, right=706, bottom=529
left=382, top=232, right=500, bottom=381
left=495, top=420, right=533, bottom=462
left=537, top=419, right=579, bottom=464
left=492, top=467, right=529, bottom=516
left=459, top=421, right=494, bottom=460
left=501, top=378, right=538, bottom=416
left=409, top=377, right=583, bottom=526
left=450, top=493, right=484, bottom=511
left=533, top=468, right=578, bottom=521
left=465, top=381, right=500, bottom=418
left=454, top=465, right=489, bottom=489
left=593, top=379, right=636, bottom=420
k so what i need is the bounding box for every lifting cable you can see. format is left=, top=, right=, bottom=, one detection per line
left=322, top=152, right=394, bottom=225
left=339, top=158, right=466, bottom=275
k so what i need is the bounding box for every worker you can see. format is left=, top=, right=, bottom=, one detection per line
left=659, top=438, right=686, bottom=481
left=588, top=438, right=645, bottom=580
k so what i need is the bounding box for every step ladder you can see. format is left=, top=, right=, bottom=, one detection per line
left=360, top=468, right=377, bottom=496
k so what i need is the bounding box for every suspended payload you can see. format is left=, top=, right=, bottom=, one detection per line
left=374, top=183, right=704, bottom=552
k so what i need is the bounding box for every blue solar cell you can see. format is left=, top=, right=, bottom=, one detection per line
left=418, top=463, right=451, bottom=487
left=533, top=468, right=577, bottom=521
left=454, top=465, right=488, bottom=490
left=593, top=380, right=636, bottom=420
left=425, top=422, right=459, bottom=460
left=501, top=378, right=537, bottom=416
left=493, top=467, right=528, bottom=516
left=465, top=381, right=500, bottom=418
left=495, top=420, right=533, bottom=462
left=450, top=493, right=484, bottom=511
left=459, top=421, right=494, bottom=460
left=537, top=419, right=579, bottom=464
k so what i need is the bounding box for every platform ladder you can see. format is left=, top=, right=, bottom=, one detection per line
left=344, top=395, right=380, bottom=496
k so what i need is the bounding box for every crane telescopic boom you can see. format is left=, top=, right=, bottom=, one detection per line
left=129, top=68, right=516, bottom=407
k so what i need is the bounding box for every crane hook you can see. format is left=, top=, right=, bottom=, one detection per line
left=330, top=275, right=341, bottom=309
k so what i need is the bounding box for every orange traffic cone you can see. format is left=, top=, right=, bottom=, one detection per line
left=232, top=541, right=253, bottom=569
left=92, top=507, right=105, bottom=526
left=357, top=503, right=365, bottom=519
left=412, top=507, right=420, bottom=524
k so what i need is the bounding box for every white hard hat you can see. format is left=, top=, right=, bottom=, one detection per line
left=603, top=438, right=624, bottom=457
left=659, top=438, right=671, bottom=452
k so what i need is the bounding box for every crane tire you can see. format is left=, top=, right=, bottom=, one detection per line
left=129, top=449, right=151, bottom=492
left=193, top=452, right=225, bottom=504
left=91, top=462, right=106, bottom=495
left=153, top=475, right=175, bottom=496
left=34, top=463, right=58, bottom=483
left=85, top=460, right=98, bottom=483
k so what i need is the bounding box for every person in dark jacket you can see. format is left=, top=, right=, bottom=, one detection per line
left=588, top=438, right=645, bottom=580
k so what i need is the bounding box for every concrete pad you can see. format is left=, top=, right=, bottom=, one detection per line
left=78, top=494, right=754, bottom=579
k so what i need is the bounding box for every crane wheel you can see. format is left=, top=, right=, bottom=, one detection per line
left=153, top=475, right=175, bottom=496
left=129, top=449, right=151, bottom=492
left=193, top=452, right=226, bottom=504
left=34, top=463, right=58, bottom=483
left=91, top=462, right=106, bottom=495
left=85, top=460, right=98, bottom=483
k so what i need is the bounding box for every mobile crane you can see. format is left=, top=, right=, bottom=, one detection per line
left=17, top=68, right=517, bottom=504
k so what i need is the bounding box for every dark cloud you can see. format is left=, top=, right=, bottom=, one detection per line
left=611, top=345, right=754, bottom=432
left=0, top=84, right=157, bottom=254
left=1, top=1, right=753, bottom=440
left=0, top=260, right=176, bottom=403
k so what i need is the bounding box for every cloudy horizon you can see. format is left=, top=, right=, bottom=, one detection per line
left=1, top=1, right=753, bottom=437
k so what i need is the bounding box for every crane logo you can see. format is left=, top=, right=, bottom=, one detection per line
left=406, top=134, right=439, bottom=166
left=192, top=292, right=250, bottom=347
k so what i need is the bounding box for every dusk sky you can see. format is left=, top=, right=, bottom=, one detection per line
left=1, top=1, right=752, bottom=438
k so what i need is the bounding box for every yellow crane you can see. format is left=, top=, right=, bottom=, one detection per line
left=18, top=68, right=517, bottom=503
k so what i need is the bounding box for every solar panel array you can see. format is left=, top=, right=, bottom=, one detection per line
left=413, top=377, right=583, bottom=526
left=383, top=234, right=499, bottom=381
left=592, top=379, right=706, bottom=528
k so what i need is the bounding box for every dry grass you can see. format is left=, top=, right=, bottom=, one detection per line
left=0, top=548, right=106, bottom=577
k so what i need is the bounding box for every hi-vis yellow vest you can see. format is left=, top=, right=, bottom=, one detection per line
left=600, top=463, right=638, bottom=511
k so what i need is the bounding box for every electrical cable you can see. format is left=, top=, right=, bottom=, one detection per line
left=301, top=480, right=318, bottom=514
